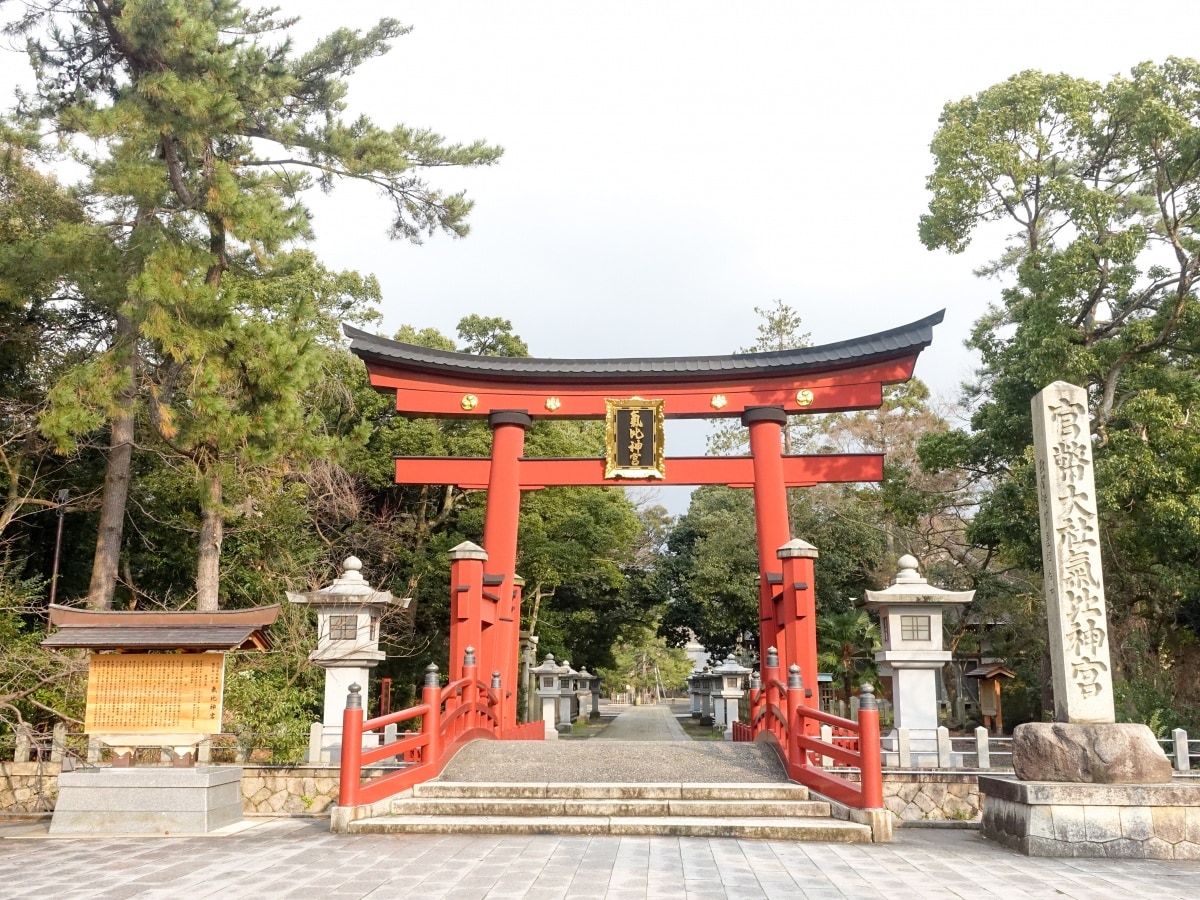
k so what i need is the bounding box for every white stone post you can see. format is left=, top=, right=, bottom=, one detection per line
left=1031, top=381, right=1116, bottom=723
left=1174, top=728, right=1191, bottom=771
left=50, top=723, right=67, bottom=763
left=937, top=725, right=952, bottom=768
left=307, top=722, right=324, bottom=763
left=820, top=723, right=834, bottom=767
left=897, top=728, right=912, bottom=768
left=975, top=725, right=991, bottom=769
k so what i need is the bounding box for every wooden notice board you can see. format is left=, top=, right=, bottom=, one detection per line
left=84, top=653, right=225, bottom=734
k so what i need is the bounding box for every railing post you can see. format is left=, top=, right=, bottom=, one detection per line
left=307, top=722, right=323, bottom=764
left=338, top=683, right=364, bottom=808
left=764, top=647, right=781, bottom=741
left=786, top=664, right=805, bottom=767
left=937, top=725, right=952, bottom=768
left=857, top=683, right=883, bottom=809
left=749, top=671, right=762, bottom=735
left=897, top=728, right=912, bottom=768
left=492, top=671, right=504, bottom=734
left=1173, top=728, right=1190, bottom=771
left=975, top=725, right=991, bottom=769
left=422, top=664, right=442, bottom=766
left=50, top=723, right=67, bottom=762
left=463, top=646, right=478, bottom=733
left=14, top=728, right=31, bottom=764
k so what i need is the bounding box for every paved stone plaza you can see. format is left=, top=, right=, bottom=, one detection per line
left=2, top=817, right=1200, bottom=899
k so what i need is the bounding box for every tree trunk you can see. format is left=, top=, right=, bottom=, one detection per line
left=86, top=313, right=137, bottom=610
left=195, top=463, right=223, bottom=611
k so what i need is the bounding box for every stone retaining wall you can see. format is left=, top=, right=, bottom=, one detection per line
left=883, top=771, right=982, bottom=823
left=1, top=763, right=393, bottom=816
left=1, top=761, right=61, bottom=813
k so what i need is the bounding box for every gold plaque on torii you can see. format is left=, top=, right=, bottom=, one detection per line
left=84, top=653, right=225, bottom=735
left=604, top=398, right=665, bottom=479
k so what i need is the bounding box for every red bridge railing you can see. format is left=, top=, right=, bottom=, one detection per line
left=338, top=648, right=542, bottom=809
left=735, top=648, right=883, bottom=810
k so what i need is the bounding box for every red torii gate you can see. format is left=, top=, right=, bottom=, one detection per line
left=346, top=309, right=943, bottom=734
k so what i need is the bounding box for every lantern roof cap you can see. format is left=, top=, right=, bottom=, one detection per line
left=287, top=556, right=395, bottom=607
left=861, top=555, right=974, bottom=607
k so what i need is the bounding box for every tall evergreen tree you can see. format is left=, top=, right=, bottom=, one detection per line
left=3, top=1, right=501, bottom=609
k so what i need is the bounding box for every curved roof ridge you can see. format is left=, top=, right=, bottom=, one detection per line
left=344, top=309, right=944, bottom=380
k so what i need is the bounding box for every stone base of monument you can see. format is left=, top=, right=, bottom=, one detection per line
left=980, top=721, right=1199, bottom=858
left=49, top=766, right=243, bottom=835
left=979, top=776, right=1200, bottom=858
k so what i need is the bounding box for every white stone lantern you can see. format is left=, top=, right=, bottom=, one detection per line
left=531, top=653, right=568, bottom=740
left=558, top=659, right=580, bottom=730
left=861, top=555, right=973, bottom=763
left=712, top=655, right=751, bottom=739
left=287, top=557, right=403, bottom=761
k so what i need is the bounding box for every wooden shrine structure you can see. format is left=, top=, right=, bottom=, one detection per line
left=334, top=310, right=943, bottom=817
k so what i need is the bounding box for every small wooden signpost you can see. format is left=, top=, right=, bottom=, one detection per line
left=42, top=603, right=278, bottom=835
left=45, top=603, right=277, bottom=766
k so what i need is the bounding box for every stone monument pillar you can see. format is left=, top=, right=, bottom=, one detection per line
left=979, top=382, right=1189, bottom=858
left=1016, top=381, right=1171, bottom=780
left=1032, top=381, right=1116, bottom=724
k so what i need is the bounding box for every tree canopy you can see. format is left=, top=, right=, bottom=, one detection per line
left=919, top=58, right=1200, bottom=729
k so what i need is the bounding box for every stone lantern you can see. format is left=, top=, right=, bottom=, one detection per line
left=558, top=659, right=579, bottom=731
left=861, top=554, right=973, bottom=762
left=287, top=557, right=404, bottom=761
left=696, top=667, right=715, bottom=725
left=530, top=653, right=568, bottom=740
left=576, top=668, right=595, bottom=723
left=712, top=655, right=751, bottom=739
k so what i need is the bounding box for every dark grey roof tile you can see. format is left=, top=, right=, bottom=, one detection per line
left=345, top=310, right=944, bottom=381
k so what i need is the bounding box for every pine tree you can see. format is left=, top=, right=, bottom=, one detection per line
left=6, top=1, right=501, bottom=609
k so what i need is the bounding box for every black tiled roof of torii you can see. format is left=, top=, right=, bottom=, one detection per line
left=343, top=309, right=945, bottom=381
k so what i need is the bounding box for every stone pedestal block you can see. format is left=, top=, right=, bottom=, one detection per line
left=1013, top=722, right=1173, bottom=784
left=979, top=775, right=1200, bottom=858
left=50, top=766, right=243, bottom=835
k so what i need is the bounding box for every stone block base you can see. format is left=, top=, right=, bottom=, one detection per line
left=50, top=766, right=243, bottom=835
left=979, top=775, right=1200, bottom=858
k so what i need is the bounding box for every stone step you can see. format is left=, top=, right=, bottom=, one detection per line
left=389, top=797, right=832, bottom=818
left=412, top=781, right=812, bottom=802
left=348, top=814, right=872, bottom=842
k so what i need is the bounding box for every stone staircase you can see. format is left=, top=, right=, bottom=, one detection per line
left=346, top=780, right=871, bottom=840
left=344, top=740, right=874, bottom=841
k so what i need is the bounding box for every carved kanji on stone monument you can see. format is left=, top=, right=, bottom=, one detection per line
left=1031, top=381, right=1116, bottom=724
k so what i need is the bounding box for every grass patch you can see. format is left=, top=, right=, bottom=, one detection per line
left=679, top=718, right=725, bottom=741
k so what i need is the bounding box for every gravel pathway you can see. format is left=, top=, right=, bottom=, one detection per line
left=440, top=704, right=789, bottom=783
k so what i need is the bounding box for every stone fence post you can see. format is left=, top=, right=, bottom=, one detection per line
left=974, top=725, right=991, bottom=768
left=1174, top=728, right=1192, bottom=771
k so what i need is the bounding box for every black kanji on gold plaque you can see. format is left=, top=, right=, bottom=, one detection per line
left=604, top=398, right=665, bottom=479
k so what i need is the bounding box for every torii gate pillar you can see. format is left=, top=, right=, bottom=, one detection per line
left=743, top=408, right=792, bottom=667
left=482, top=410, right=531, bottom=728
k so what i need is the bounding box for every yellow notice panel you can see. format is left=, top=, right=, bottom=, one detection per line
left=84, top=653, right=225, bottom=734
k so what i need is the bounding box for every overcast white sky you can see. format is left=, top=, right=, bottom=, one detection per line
left=6, top=2, right=1200, bottom=508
